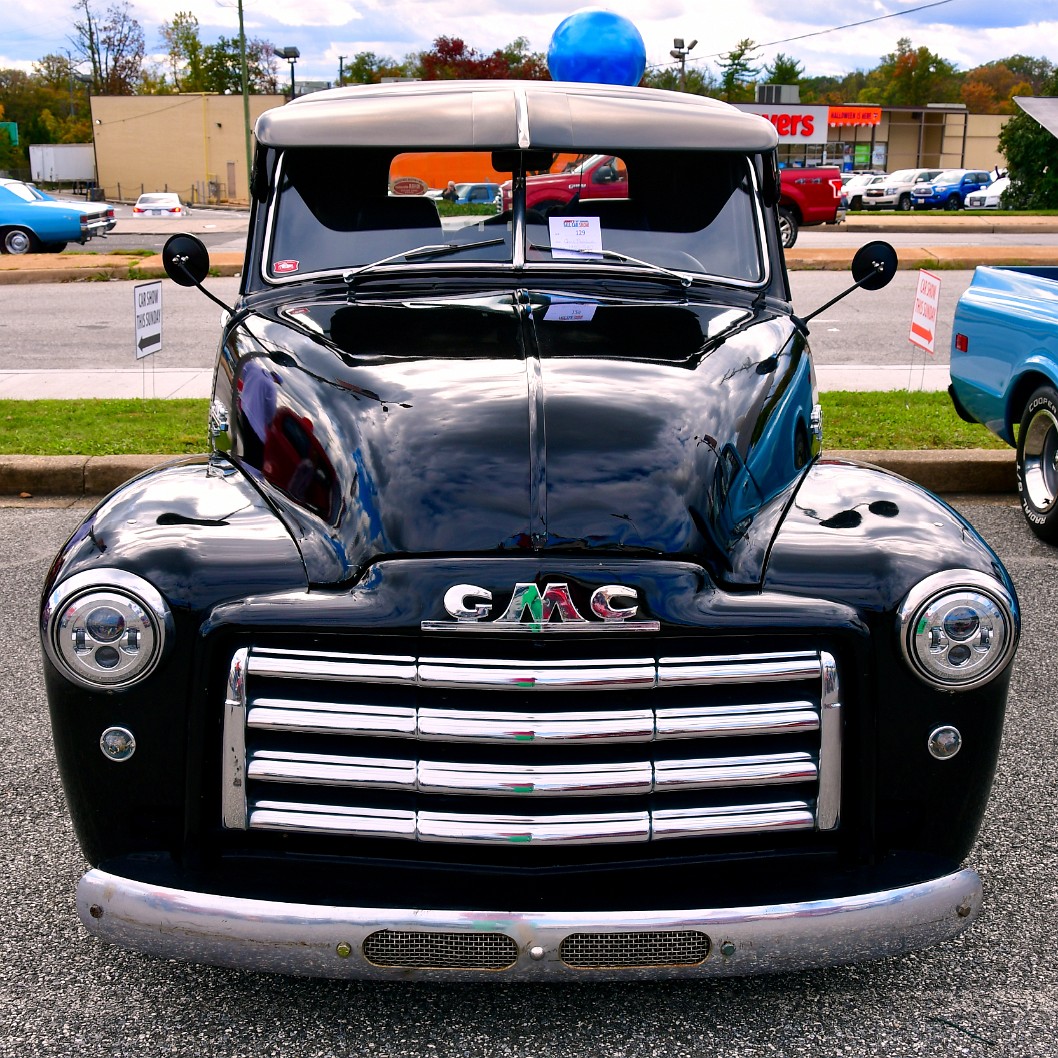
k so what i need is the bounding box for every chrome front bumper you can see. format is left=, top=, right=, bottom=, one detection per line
left=77, top=867, right=982, bottom=980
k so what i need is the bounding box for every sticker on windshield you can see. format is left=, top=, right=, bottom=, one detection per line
left=548, top=217, right=603, bottom=260
left=544, top=301, right=597, bottom=322
left=273, top=260, right=300, bottom=274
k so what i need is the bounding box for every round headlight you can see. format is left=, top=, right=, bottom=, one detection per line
left=42, top=570, right=172, bottom=690
left=897, top=570, right=1018, bottom=690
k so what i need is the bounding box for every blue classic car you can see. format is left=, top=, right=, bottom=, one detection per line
left=0, top=177, right=115, bottom=254
left=950, top=265, right=1058, bottom=539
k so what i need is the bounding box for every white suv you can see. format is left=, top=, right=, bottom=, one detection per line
left=861, top=168, right=942, bottom=212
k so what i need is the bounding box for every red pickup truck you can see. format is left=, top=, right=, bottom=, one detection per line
left=500, top=154, right=843, bottom=250
left=777, top=167, right=845, bottom=248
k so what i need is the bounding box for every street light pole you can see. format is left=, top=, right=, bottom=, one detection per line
left=276, top=47, right=300, bottom=102
left=338, top=55, right=346, bottom=87
left=669, top=37, right=698, bottom=92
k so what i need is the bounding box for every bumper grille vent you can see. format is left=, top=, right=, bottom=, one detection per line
left=560, top=929, right=710, bottom=968
left=363, top=929, right=518, bottom=969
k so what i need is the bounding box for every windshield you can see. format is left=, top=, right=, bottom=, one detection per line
left=935, top=170, right=963, bottom=183
left=265, top=148, right=766, bottom=286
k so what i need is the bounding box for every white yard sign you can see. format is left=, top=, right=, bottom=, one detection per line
left=909, top=269, right=941, bottom=355
left=133, top=280, right=162, bottom=360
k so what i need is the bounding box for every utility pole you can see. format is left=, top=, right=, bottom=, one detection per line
left=669, top=37, right=697, bottom=92
left=237, top=0, right=251, bottom=198
left=338, top=55, right=346, bottom=87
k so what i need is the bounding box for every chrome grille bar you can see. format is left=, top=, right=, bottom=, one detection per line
left=244, top=699, right=817, bottom=744
left=246, top=800, right=815, bottom=844
left=246, top=749, right=816, bottom=797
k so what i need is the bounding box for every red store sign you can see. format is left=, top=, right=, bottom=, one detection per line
left=735, top=104, right=830, bottom=145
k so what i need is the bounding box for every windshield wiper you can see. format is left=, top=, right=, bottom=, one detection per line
left=343, top=238, right=507, bottom=286
left=527, top=243, right=693, bottom=288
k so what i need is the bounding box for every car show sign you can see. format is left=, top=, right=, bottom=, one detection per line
left=909, top=269, right=941, bottom=354
left=133, top=280, right=162, bottom=359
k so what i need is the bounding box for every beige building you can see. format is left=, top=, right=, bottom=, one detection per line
left=90, top=94, right=285, bottom=205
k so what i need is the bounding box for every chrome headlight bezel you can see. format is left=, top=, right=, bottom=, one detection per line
left=897, top=569, right=1018, bottom=691
left=42, top=569, right=173, bottom=690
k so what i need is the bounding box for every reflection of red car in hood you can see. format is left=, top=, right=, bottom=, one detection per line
left=263, top=407, right=339, bottom=522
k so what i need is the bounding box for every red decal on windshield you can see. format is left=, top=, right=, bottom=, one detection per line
left=273, top=260, right=300, bottom=274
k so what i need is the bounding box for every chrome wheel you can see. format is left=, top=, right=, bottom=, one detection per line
left=2, top=227, right=36, bottom=255
left=1017, top=385, right=1058, bottom=541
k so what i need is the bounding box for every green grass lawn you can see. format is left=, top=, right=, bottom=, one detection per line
left=0, top=391, right=1008, bottom=456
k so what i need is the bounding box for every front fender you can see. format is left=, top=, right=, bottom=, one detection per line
left=765, top=457, right=1015, bottom=612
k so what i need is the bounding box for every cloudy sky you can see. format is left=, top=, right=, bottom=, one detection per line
left=4, top=0, right=1058, bottom=86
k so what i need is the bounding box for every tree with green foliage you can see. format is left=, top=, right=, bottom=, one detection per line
left=716, top=39, right=760, bottom=103
left=800, top=70, right=868, bottom=106
left=642, top=65, right=719, bottom=96
left=861, top=38, right=959, bottom=106
left=998, top=74, right=1058, bottom=209
left=160, top=11, right=206, bottom=92
left=763, top=53, right=803, bottom=86
left=339, top=51, right=410, bottom=85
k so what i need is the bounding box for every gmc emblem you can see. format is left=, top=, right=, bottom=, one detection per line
left=421, top=582, right=659, bottom=633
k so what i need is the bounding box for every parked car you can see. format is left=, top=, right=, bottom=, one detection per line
left=42, top=78, right=1020, bottom=983
left=965, top=175, right=1011, bottom=209
left=950, top=264, right=1058, bottom=538
left=0, top=177, right=115, bottom=254
left=861, top=169, right=943, bottom=211
left=841, top=171, right=886, bottom=211
left=911, top=170, right=992, bottom=210
left=132, top=192, right=192, bottom=217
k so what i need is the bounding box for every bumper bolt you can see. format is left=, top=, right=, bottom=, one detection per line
left=957, top=901, right=973, bottom=919
left=720, top=940, right=736, bottom=958
left=529, top=945, right=545, bottom=961
left=89, top=905, right=104, bottom=919
left=335, top=942, right=352, bottom=958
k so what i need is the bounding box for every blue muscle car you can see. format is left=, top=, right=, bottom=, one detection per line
left=949, top=264, right=1058, bottom=539
left=0, top=177, right=115, bottom=254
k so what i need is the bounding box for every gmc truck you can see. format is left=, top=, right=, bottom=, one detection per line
left=501, top=154, right=843, bottom=249
left=41, top=79, right=1019, bottom=982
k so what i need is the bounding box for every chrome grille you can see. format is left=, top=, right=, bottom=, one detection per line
left=221, top=646, right=841, bottom=845
left=363, top=929, right=518, bottom=969
left=560, top=930, right=710, bottom=968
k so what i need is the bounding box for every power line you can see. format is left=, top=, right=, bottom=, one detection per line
left=647, top=0, right=955, bottom=70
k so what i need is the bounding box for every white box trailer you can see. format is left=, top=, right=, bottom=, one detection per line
left=29, top=143, right=96, bottom=184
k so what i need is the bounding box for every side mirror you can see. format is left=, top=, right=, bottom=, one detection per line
left=163, top=233, right=211, bottom=287
left=162, top=233, right=234, bottom=314
left=798, top=241, right=898, bottom=330
left=851, top=241, right=898, bottom=291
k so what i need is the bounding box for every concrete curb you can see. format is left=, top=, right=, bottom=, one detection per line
left=0, top=449, right=1016, bottom=500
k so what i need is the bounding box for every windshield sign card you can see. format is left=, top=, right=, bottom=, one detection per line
left=549, top=216, right=603, bottom=259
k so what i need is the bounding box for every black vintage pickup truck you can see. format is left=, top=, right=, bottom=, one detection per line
left=40, top=79, right=1019, bottom=980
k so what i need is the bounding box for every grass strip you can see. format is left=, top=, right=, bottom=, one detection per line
left=0, top=399, right=208, bottom=456
left=0, top=391, right=1009, bottom=456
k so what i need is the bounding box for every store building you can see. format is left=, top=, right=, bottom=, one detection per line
left=736, top=98, right=1006, bottom=172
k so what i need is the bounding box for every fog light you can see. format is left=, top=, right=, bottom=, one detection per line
left=100, top=726, right=136, bottom=762
left=42, top=570, right=172, bottom=690
left=897, top=570, right=1018, bottom=690
left=928, top=725, right=962, bottom=760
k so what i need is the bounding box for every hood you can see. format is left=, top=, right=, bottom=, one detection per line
left=226, top=292, right=813, bottom=585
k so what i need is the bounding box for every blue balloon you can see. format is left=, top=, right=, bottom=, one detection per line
left=547, top=9, right=647, bottom=87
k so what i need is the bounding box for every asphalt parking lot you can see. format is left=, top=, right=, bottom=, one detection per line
left=1, top=497, right=1055, bottom=1058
